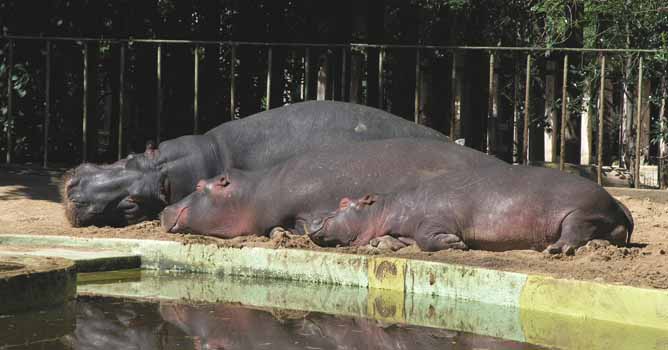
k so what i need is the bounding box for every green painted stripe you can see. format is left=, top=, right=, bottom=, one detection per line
left=405, top=259, right=527, bottom=307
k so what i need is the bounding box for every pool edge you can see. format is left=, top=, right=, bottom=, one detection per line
left=1, top=233, right=666, bottom=332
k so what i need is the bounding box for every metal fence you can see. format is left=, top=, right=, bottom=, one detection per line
left=2, top=35, right=667, bottom=188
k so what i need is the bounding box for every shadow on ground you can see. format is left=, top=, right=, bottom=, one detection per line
left=0, top=168, right=63, bottom=203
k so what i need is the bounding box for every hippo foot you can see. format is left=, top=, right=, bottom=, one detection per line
left=369, top=236, right=410, bottom=251
left=417, top=233, right=468, bottom=252
left=543, top=242, right=577, bottom=256
left=269, top=226, right=300, bottom=239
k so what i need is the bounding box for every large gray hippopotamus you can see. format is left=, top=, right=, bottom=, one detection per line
left=160, top=139, right=504, bottom=237
left=63, top=101, right=447, bottom=227
left=302, top=164, right=634, bottom=254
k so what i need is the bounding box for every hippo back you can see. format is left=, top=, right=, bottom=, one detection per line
left=204, top=101, right=449, bottom=171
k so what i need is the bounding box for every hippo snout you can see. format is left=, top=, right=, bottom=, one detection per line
left=161, top=206, right=189, bottom=233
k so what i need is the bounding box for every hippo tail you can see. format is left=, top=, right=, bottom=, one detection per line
left=615, top=199, right=634, bottom=245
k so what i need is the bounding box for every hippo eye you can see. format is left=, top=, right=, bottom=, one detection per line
left=127, top=196, right=142, bottom=204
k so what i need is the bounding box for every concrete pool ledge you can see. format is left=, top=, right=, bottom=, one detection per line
left=0, top=255, right=76, bottom=313
left=1, top=234, right=667, bottom=332
left=0, top=245, right=141, bottom=272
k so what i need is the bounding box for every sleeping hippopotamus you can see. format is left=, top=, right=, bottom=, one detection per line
left=303, top=164, right=634, bottom=254
left=63, top=101, right=448, bottom=227
left=160, top=139, right=504, bottom=237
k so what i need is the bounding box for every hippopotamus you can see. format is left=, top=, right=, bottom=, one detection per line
left=63, top=101, right=448, bottom=227
left=161, top=138, right=504, bottom=237
left=303, top=164, right=634, bottom=254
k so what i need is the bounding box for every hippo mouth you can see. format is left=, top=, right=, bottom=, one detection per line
left=297, top=212, right=337, bottom=237
left=166, top=207, right=189, bottom=233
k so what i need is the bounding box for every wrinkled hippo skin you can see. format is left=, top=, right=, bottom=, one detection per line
left=306, top=164, right=634, bottom=254
left=63, top=101, right=448, bottom=227
left=161, top=139, right=503, bottom=237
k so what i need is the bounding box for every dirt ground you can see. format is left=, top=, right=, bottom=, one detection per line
left=1, top=166, right=666, bottom=290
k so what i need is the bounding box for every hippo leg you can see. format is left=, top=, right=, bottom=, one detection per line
left=416, top=232, right=468, bottom=252
left=544, top=210, right=596, bottom=255
left=369, top=236, right=410, bottom=251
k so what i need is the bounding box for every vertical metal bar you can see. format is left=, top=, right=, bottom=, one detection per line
left=43, top=41, right=51, bottom=168
left=265, top=47, right=272, bottom=110
left=523, top=54, right=531, bottom=165
left=6, top=39, right=13, bottom=164
left=340, top=48, right=347, bottom=101
left=156, top=44, right=162, bottom=143
left=487, top=52, right=495, bottom=155
left=414, top=48, right=421, bottom=124
left=304, top=47, right=311, bottom=100
left=378, top=48, right=384, bottom=109
left=193, top=45, right=199, bottom=133
left=118, top=43, right=125, bottom=160
left=82, top=42, right=88, bottom=162
left=597, top=55, right=606, bottom=185
left=559, top=54, right=569, bottom=171
left=635, top=56, right=644, bottom=189
left=449, top=52, right=457, bottom=140
left=229, top=45, right=236, bottom=120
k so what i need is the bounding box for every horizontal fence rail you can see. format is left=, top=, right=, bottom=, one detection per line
left=2, top=35, right=667, bottom=189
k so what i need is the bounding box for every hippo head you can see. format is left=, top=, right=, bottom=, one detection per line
left=160, top=169, right=255, bottom=237
left=62, top=148, right=169, bottom=227
left=300, top=194, right=381, bottom=247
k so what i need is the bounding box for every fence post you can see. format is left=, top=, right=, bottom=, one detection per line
left=230, top=45, right=236, bottom=120
left=487, top=52, right=495, bottom=155
left=449, top=52, right=457, bottom=140
left=635, top=56, right=644, bottom=189
left=156, top=44, right=162, bottom=143
left=559, top=54, right=569, bottom=171
left=304, top=47, right=311, bottom=101
left=341, top=48, right=347, bottom=101
left=118, top=43, right=125, bottom=160
left=523, top=54, right=531, bottom=165
left=266, top=47, right=272, bottom=110
left=193, top=45, right=199, bottom=133
left=597, top=55, right=606, bottom=185
left=414, top=48, right=421, bottom=124
left=378, top=48, right=384, bottom=109
left=43, top=41, right=51, bottom=168
left=82, top=43, right=88, bottom=162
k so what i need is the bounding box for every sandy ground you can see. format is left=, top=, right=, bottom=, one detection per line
left=0, top=166, right=666, bottom=289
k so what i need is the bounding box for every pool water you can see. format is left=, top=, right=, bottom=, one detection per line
left=0, top=295, right=547, bottom=350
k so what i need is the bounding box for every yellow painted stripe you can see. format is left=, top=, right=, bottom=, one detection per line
left=367, top=288, right=406, bottom=324
left=367, top=257, right=407, bottom=292
left=520, top=307, right=668, bottom=350
left=520, top=275, right=668, bottom=330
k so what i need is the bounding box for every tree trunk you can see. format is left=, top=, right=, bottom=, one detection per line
left=317, top=54, right=329, bottom=101
left=580, top=82, right=593, bottom=165
left=349, top=53, right=364, bottom=104
left=544, top=61, right=558, bottom=162
left=659, top=77, right=668, bottom=189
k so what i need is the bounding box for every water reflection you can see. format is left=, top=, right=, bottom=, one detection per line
left=0, top=296, right=544, bottom=350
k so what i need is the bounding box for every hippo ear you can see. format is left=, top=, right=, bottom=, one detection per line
left=359, top=194, right=377, bottom=206
left=339, top=197, right=352, bottom=209
left=145, top=140, right=157, bottom=152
